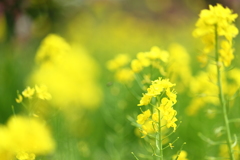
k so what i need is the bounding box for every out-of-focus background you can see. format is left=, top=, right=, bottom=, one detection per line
left=1, top=0, right=240, bottom=159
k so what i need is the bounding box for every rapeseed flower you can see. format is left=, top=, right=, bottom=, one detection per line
left=35, top=85, right=52, bottom=100
left=106, top=54, right=130, bottom=71
left=172, top=150, right=189, bottom=160
left=22, top=87, right=35, bottom=99
left=136, top=109, right=151, bottom=125
left=29, top=34, right=102, bottom=109
left=167, top=43, right=192, bottom=92
left=136, top=78, right=178, bottom=136
left=131, top=46, right=169, bottom=73
left=219, top=144, right=239, bottom=159
left=16, top=152, right=35, bottom=160
left=193, top=4, right=238, bottom=66
left=16, top=94, right=23, bottom=103
left=0, top=116, right=55, bottom=160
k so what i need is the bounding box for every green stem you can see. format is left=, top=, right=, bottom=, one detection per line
left=157, top=109, right=163, bottom=160
left=214, top=26, right=235, bottom=160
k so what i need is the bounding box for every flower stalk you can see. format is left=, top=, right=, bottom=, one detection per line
left=157, top=108, right=163, bottom=160
left=214, top=25, right=235, bottom=160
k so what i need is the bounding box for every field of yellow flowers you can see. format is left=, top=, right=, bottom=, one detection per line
left=0, top=1, right=240, bottom=160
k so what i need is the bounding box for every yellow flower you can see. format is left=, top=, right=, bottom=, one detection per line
left=137, top=94, right=152, bottom=106
left=131, top=59, right=143, bottom=73
left=7, top=116, right=55, bottom=154
left=219, top=144, right=239, bottom=159
left=141, top=120, right=156, bottom=138
left=193, top=4, right=238, bottom=39
left=106, top=54, right=130, bottom=71
left=166, top=88, right=177, bottom=104
left=193, top=4, right=238, bottom=67
left=29, top=35, right=102, bottom=110
left=136, top=109, right=151, bottom=125
left=219, top=40, right=234, bottom=66
left=35, top=85, right=52, bottom=100
left=22, top=87, right=35, bottom=99
left=35, top=34, right=71, bottom=65
left=0, top=116, right=55, bottom=160
left=115, top=68, right=134, bottom=84
left=16, top=94, right=23, bottom=103
left=172, top=150, right=188, bottom=160
left=16, top=152, right=35, bottom=160
left=136, top=52, right=150, bottom=67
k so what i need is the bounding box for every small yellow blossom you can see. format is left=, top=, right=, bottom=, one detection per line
left=219, top=40, right=234, bottom=66
left=141, top=120, right=156, bottom=138
left=147, top=46, right=169, bottom=63
left=219, top=144, right=239, bottom=159
left=115, top=68, right=134, bottom=84
left=16, top=152, right=35, bottom=160
left=106, top=54, right=130, bottom=71
left=131, top=59, right=143, bottom=73
left=172, top=150, right=188, bottom=160
left=35, top=85, right=52, bottom=100
left=166, top=88, right=177, bottom=104
left=16, top=94, right=23, bottom=103
left=35, top=34, right=71, bottom=65
left=136, top=109, right=151, bottom=125
left=22, top=87, right=35, bottom=99
left=169, top=143, right=174, bottom=149
left=136, top=52, right=150, bottom=67
left=137, top=94, right=152, bottom=106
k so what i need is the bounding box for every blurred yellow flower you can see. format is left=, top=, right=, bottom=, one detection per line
left=136, top=52, right=151, bottom=67
left=219, top=144, right=239, bottom=159
left=106, top=54, right=130, bottom=71
left=131, top=59, right=143, bottom=73
left=167, top=43, right=192, bottom=92
left=115, top=68, right=134, bottom=84
left=22, top=87, right=35, bottom=99
left=35, top=85, right=52, bottom=100
left=16, top=94, right=23, bottom=103
left=7, top=116, right=55, bottom=154
left=172, top=150, right=188, bottom=160
left=0, top=116, right=55, bottom=160
left=35, top=34, right=71, bottom=65
left=148, top=46, right=169, bottom=62
left=219, top=40, right=234, bottom=67
left=29, top=34, right=102, bottom=110
left=16, top=152, right=35, bottom=160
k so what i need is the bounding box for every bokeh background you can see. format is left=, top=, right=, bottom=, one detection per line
left=1, top=0, right=240, bottom=159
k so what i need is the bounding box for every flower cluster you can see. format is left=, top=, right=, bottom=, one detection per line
left=30, top=34, right=102, bottom=109
left=106, top=53, right=134, bottom=84
left=136, top=78, right=178, bottom=137
left=131, top=46, right=169, bottom=73
left=16, top=85, right=52, bottom=103
left=0, top=116, right=55, bottom=160
left=192, top=4, right=238, bottom=66
left=106, top=46, right=170, bottom=85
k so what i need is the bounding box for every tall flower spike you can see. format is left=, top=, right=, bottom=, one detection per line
left=193, top=4, right=238, bottom=67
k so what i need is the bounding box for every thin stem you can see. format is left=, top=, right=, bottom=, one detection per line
left=157, top=108, right=163, bottom=160
left=214, top=26, right=235, bottom=160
